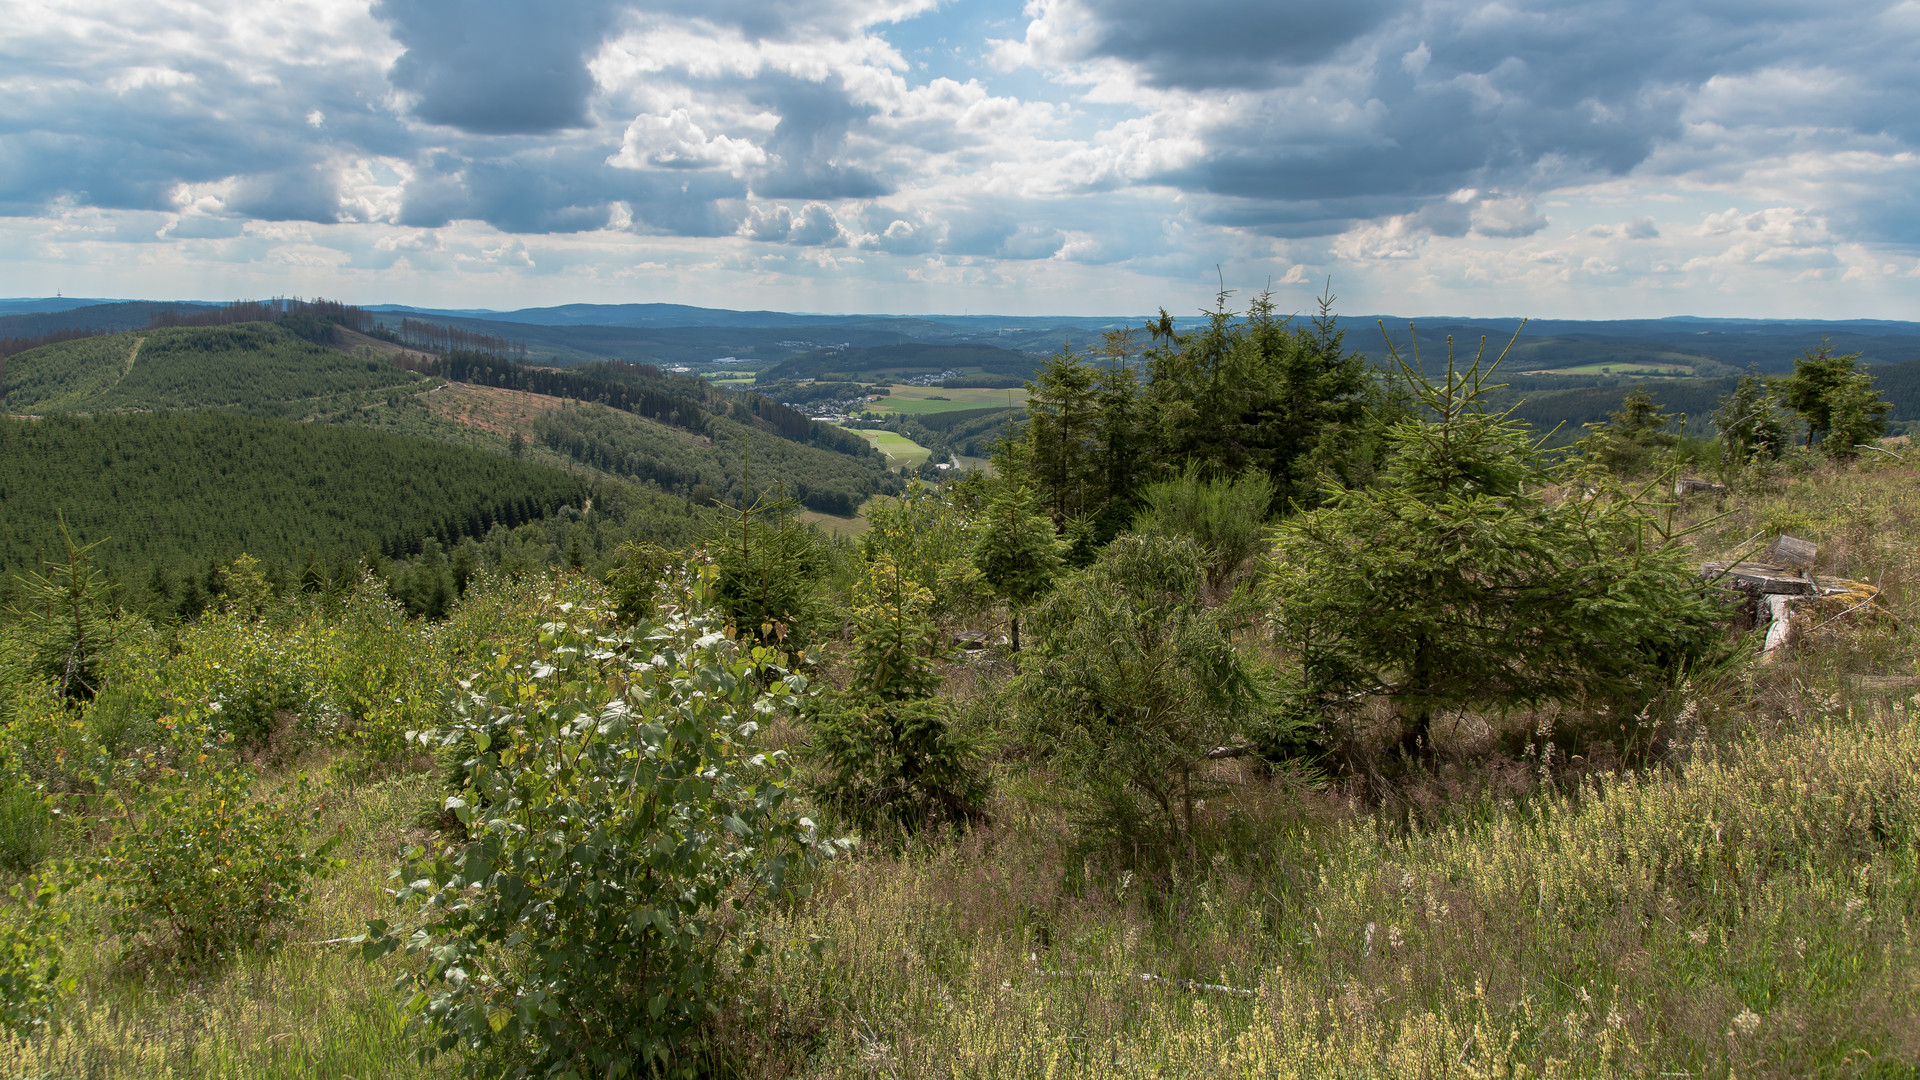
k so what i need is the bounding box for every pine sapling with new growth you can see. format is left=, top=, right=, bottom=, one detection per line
left=7, top=516, right=120, bottom=705
left=809, top=555, right=989, bottom=832
left=1711, top=367, right=1790, bottom=471
left=971, top=480, right=1065, bottom=652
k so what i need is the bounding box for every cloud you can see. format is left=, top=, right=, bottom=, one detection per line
left=1, top=0, right=1919, bottom=317
left=1470, top=195, right=1546, bottom=238
left=374, top=0, right=623, bottom=134
left=609, top=109, right=769, bottom=173
left=1019, top=0, right=1405, bottom=90
left=749, top=75, right=892, bottom=199
left=227, top=166, right=342, bottom=223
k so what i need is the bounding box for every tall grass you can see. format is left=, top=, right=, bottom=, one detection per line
left=0, top=771, right=447, bottom=1078
left=731, top=701, right=1918, bottom=1077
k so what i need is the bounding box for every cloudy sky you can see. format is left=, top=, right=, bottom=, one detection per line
left=4, top=0, right=1918, bottom=318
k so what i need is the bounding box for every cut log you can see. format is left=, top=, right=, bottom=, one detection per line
left=1761, top=534, right=1818, bottom=570
left=1674, top=477, right=1729, bottom=498
left=1701, top=561, right=1815, bottom=596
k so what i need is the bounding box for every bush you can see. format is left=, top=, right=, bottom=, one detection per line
left=366, top=561, right=843, bottom=1078
left=1019, top=534, right=1281, bottom=857
left=1266, top=337, right=1727, bottom=759
left=94, top=761, right=340, bottom=959
left=1132, top=464, right=1274, bottom=596
left=0, top=788, right=52, bottom=873
left=314, top=580, right=444, bottom=768
left=0, top=877, right=68, bottom=1037
left=165, top=613, right=319, bottom=752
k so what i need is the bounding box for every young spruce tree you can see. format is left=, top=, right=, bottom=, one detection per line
left=1266, top=330, right=1724, bottom=758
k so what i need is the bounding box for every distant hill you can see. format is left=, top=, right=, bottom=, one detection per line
left=1364, top=319, right=1920, bottom=375
left=4, top=317, right=900, bottom=521
left=0, top=300, right=220, bottom=338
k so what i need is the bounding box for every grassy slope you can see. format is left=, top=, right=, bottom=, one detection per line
left=840, top=427, right=933, bottom=467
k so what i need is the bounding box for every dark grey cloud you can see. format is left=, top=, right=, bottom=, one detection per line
left=374, top=0, right=624, bottom=135
left=399, top=149, right=747, bottom=234
left=1052, top=0, right=1406, bottom=89
left=748, top=76, right=891, bottom=200
left=227, top=166, right=341, bottom=223
left=1049, top=0, right=1916, bottom=240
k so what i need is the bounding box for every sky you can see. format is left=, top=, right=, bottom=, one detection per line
left=3, top=0, right=1919, bottom=319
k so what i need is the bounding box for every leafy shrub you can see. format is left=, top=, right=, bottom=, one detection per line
left=607, top=540, right=679, bottom=625
left=313, top=580, right=444, bottom=768
left=860, top=479, right=988, bottom=620
left=366, top=562, right=842, bottom=1078
left=165, top=611, right=320, bottom=753
left=810, top=557, right=989, bottom=831
left=0, top=877, right=69, bottom=1036
left=95, top=761, right=340, bottom=958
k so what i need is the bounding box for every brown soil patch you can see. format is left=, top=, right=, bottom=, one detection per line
left=422, top=382, right=565, bottom=437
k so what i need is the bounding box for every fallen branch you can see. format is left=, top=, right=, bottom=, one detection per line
left=1028, top=968, right=1259, bottom=998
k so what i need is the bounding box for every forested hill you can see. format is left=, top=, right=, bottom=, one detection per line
left=3, top=324, right=421, bottom=417
left=0, top=412, right=626, bottom=591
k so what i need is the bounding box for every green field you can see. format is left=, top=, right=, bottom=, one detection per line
left=1523, top=361, right=1695, bottom=376
left=841, top=427, right=933, bottom=466
left=861, top=384, right=1028, bottom=415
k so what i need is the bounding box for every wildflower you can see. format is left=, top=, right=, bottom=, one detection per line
left=1731, top=1008, right=1761, bottom=1036
left=1688, top=926, right=1710, bottom=946
left=1388, top=926, right=1404, bottom=950
left=1792, top=937, right=1807, bottom=958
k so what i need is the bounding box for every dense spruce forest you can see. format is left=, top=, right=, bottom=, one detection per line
left=0, top=411, right=697, bottom=613
left=0, top=290, right=1914, bottom=1077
